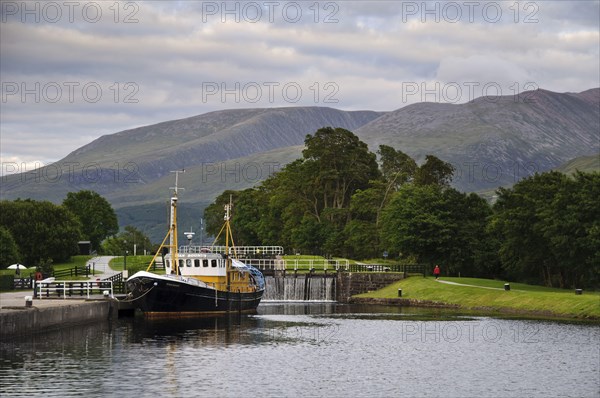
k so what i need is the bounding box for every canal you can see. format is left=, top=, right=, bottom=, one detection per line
left=1, top=303, right=598, bottom=397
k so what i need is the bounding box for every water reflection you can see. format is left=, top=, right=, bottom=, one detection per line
left=1, top=304, right=598, bottom=398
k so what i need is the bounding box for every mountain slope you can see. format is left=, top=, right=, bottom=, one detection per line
left=554, top=153, right=600, bottom=174
left=356, top=88, right=599, bottom=191
left=2, top=89, right=598, bottom=242
left=1, top=107, right=382, bottom=204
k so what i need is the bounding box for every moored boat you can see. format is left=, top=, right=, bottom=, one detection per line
left=125, top=171, right=265, bottom=317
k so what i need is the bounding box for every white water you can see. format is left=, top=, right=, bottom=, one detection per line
left=262, top=275, right=336, bottom=301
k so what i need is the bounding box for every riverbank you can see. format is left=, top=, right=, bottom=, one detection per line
left=353, top=276, right=600, bottom=320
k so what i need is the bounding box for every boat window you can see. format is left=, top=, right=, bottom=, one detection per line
left=179, top=259, right=184, bottom=269
left=166, top=260, right=171, bottom=268
left=211, top=259, right=217, bottom=268
left=194, top=259, right=200, bottom=267
left=186, top=259, right=192, bottom=267
left=203, top=259, right=208, bottom=267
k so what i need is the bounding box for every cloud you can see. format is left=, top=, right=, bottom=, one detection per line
left=1, top=0, right=598, bottom=163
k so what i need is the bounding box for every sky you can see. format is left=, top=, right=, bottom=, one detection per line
left=1, top=0, right=599, bottom=172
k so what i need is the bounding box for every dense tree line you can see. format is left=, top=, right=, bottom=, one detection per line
left=205, top=127, right=599, bottom=288
left=0, top=190, right=121, bottom=269
left=206, top=127, right=456, bottom=256
left=0, top=199, right=81, bottom=268
left=490, top=171, right=599, bottom=288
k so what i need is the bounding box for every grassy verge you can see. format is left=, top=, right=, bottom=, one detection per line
left=109, top=255, right=163, bottom=274
left=0, top=256, right=93, bottom=279
left=0, top=256, right=95, bottom=290
left=355, top=276, right=600, bottom=319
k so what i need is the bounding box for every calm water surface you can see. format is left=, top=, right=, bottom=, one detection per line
left=1, top=303, right=598, bottom=398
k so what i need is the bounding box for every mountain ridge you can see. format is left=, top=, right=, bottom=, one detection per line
left=2, top=88, right=598, bottom=241
left=356, top=88, right=599, bottom=191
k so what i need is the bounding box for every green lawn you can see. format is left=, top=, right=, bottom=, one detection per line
left=442, top=277, right=584, bottom=293
left=356, top=276, right=600, bottom=319
left=0, top=256, right=94, bottom=278
left=109, top=255, right=159, bottom=274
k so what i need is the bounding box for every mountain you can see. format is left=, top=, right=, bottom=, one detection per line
left=356, top=88, right=599, bottom=191
left=1, top=107, right=381, bottom=241
left=1, top=107, right=382, bottom=205
left=554, top=153, right=600, bottom=175
left=2, top=89, right=598, bottom=242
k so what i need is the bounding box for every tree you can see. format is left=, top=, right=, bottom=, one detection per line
left=63, top=190, right=119, bottom=252
left=303, top=127, right=380, bottom=216
left=343, top=184, right=386, bottom=258
left=378, top=145, right=417, bottom=187
left=380, top=184, right=448, bottom=266
left=0, top=199, right=81, bottom=266
left=204, top=188, right=265, bottom=246
left=101, top=226, right=154, bottom=256
left=379, top=185, right=492, bottom=275
left=414, top=155, right=455, bottom=187
left=491, top=171, right=600, bottom=287
left=0, top=226, right=20, bottom=267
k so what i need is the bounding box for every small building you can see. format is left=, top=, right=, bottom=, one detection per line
left=78, top=241, right=91, bottom=255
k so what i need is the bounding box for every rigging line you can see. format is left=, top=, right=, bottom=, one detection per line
left=211, top=221, right=227, bottom=248
left=146, top=227, right=173, bottom=272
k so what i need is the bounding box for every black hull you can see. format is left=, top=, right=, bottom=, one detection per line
left=127, top=274, right=263, bottom=317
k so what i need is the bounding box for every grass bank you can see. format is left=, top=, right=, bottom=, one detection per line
left=109, top=255, right=158, bottom=274
left=0, top=256, right=93, bottom=279
left=355, top=276, right=600, bottom=320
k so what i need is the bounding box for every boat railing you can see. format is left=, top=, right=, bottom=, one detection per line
left=179, top=245, right=285, bottom=256
left=34, top=279, right=114, bottom=299
left=242, top=258, right=349, bottom=271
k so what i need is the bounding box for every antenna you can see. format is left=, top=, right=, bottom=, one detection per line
left=184, top=227, right=195, bottom=246
left=224, top=195, right=233, bottom=221
left=170, top=169, right=185, bottom=195
left=200, top=218, right=204, bottom=246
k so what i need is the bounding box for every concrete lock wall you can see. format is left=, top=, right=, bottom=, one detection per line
left=336, top=272, right=404, bottom=303
left=0, top=301, right=112, bottom=338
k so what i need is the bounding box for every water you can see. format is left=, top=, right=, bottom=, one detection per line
left=263, top=275, right=336, bottom=301
left=1, top=303, right=598, bottom=398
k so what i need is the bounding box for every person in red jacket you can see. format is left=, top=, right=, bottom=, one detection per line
left=433, top=265, right=440, bottom=280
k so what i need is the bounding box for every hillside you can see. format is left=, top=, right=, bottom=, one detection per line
left=356, top=88, right=599, bottom=192
left=1, top=107, right=381, bottom=204
left=554, top=153, right=600, bottom=174
left=1, top=89, right=598, bottom=242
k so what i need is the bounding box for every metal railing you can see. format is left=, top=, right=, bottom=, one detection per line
left=243, top=258, right=349, bottom=271
left=179, top=245, right=285, bottom=256
left=35, top=279, right=113, bottom=299
left=347, top=263, right=426, bottom=274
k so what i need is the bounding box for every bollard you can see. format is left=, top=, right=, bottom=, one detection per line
left=504, top=283, right=510, bottom=291
left=25, top=296, right=32, bottom=307
left=575, top=289, right=583, bottom=295
left=398, top=288, right=402, bottom=297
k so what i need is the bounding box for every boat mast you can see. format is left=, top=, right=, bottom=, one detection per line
left=170, top=169, right=185, bottom=275
left=224, top=195, right=238, bottom=259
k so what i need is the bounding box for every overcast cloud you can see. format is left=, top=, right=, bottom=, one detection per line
left=1, top=0, right=598, bottom=170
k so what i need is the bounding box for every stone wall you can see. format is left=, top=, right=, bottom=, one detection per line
left=336, top=272, right=404, bottom=303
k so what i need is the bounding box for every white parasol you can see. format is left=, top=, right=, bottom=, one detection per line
left=7, top=264, right=27, bottom=270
